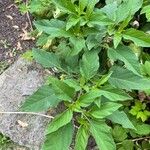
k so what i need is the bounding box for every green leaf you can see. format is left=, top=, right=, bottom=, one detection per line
left=51, top=0, right=76, bottom=14
left=32, top=48, right=61, bottom=69
left=79, top=0, right=88, bottom=12
left=63, top=79, right=81, bottom=91
left=70, top=37, right=85, bottom=55
left=108, top=45, right=140, bottom=75
left=142, top=61, right=150, bottom=76
left=135, top=124, right=150, bottom=135
left=48, top=77, right=75, bottom=101
left=97, top=72, right=113, bottom=86
left=113, top=32, right=122, bottom=48
left=78, top=89, right=101, bottom=107
left=42, top=123, right=73, bottom=150
left=107, top=111, right=135, bottom=129
left=122, top=140, right=134, bottom=150
left=141, top=5, right=150, bottom=21
left=112, top=125, right=128, bottom=142
left=99, top=86, right=132, bottom=101
left=86, top=35, right=100, bottom=50
left=123, top=28, right=150, bottom=47
left=86, top=0, right=99, bottom=16
left=101, top=1, right=118, bottom=21
left=66, top=15, right=80, bottom=30
left=34, top=19, right=73, bottom=38
left=109, top=66, right=150, bottom=90
left=21, top=85, right=60, bottom=112
left=80, top=50, right=99, bottom=80
left=75, top=125, right=89, bottom=150
left=90, top=102, right=122, bottom=119
left=115, top=0, right=142, bottom=23
left=90, top=120, right=116, bottom=150
left=46, top=109, right=73, bottom=134
left=88, top=11, right=114, bottom=26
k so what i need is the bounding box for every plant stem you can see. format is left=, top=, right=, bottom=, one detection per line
left=116, top=136, right=150, bottom=145
left=0, top=111, right=54, bottom=119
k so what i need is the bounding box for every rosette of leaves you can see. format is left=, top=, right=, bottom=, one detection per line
left=21, top=0, right=150, bottom=149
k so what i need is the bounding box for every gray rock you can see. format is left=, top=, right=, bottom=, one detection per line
left=0, top=58, right=51, bottom=150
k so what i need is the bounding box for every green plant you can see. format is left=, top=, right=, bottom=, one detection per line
left=21, top=0, right=150, bottom=149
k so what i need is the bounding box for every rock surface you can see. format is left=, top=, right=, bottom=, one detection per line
left=0, top=58, right=50, bottom=149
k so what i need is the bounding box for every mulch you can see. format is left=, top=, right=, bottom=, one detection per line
left=0, top=0, right=35, bottom=68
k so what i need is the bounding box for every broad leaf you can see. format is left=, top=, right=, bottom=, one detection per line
left=123, top=28, right=150, bottom=47
left=122, top=140, right=134, bottom=150
left=135, top=124, right=150, bottom=135
left=66, top=15, right=80, bottom=30
left=101, top=1, right=118, bottom=21
left=70, top=36, right=85, bottom=55
left=21, top=85, right=60, bottom=112
left=78, top=89, right=102, bottom=107
left=86, top=0, right=99, bottom=16
left=34, top=19, right=73, bottom=38
left=107, top=111, right=135, bottom=129
left=141, top=5, right=150, bottom=21
left=112, top=125, right=128, bottom=142
left=108, top=45, right=140, bottom=75
left=90, top=102, right=122, bottom=119
left=32, top=48, right=61, bottom=68
left=48, top=77, right=75, bottom=101
left=109, top=66, right=150, bottom=90
left=75, top=125, right=89, bottom=150
left=80, top=50, right=99, bottom=80
left=51, top=0, right=76, bottom=14
left=99, top=86, right=132, bottom=101
left=46, top=109, right=73, bottom=134
left=42, top=123, right=73, bottom=150
left=90, top=120, right=116, bottom=150
left=63, top=79, right=81, bottom=91
left=79, top=0, right=88, bottom=12
left=88, top=11, right=113, bottom=26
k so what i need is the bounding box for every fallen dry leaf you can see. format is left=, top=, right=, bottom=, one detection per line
left=17, top=120, right=28, bottom=128
left=6, top=15, right=13, bottom=20
left=20, top=28, right=35, bottom=41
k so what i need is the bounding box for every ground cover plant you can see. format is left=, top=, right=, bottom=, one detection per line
left=19, top=0, right=150, bottom=149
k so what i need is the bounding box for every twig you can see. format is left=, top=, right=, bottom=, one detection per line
left=25, top=0, right=33, bottom=31
left=132, top=136, right=150, bottom=142
left=116, top=136, right=150, bottom=145
left=0, top=111, right=54, bottom=119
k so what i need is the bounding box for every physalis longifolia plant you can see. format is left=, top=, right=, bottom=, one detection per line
left=21, top=0, right=150, bottom=150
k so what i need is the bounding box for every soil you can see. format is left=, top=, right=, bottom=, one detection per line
left=0, top=0, right=35, bottom=149
left=0, top=0, right=35, bottom=73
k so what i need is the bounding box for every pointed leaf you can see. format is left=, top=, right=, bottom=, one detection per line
left=107, top=111, right=135, bottom=129
left=123, top=28, right=150, bottom=47
left=90, top=120, right=116, bottom=150
left=108, top=45, right=140, bottom=75
left=32, top=48, right=61, bottom=68
left=70, top=37, right=85, bottom=55
left=34, top=19, right=73, bottom=38
left=42, top=123, right=73, bottom=150
left=21, top=85, right=60, bottom=112
left=75, top=125, right=89, bottom=150
left=100, top=86, right=132, bottom=101
left=80, top=50, right=99, bottom=80
left=52, top=0, right=76, bottom=14
left=90, top=102, right=122, bottom=119
left=109, top=67, right=150, bottom=90
left=48, top=77, right=75, bottom=101
left=46, top=109, right=73, bottom=134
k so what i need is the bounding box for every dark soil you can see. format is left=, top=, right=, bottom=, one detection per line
left=0, top=0, right=35, bottom=73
